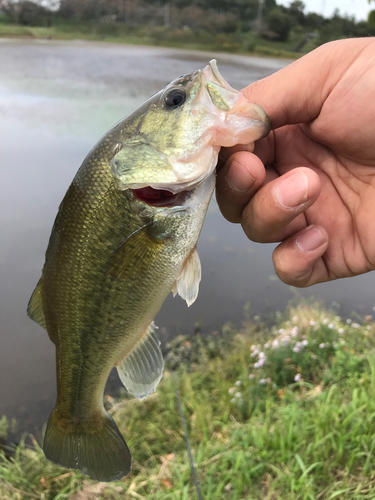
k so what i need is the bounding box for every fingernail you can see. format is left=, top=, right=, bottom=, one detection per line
left=225, top=161, right=256, bottom=193
left=274, top=171, right=309, bottom=208
left=296, top=226, right=326, bottom=252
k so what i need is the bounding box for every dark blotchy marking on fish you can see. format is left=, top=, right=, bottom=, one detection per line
left=27, top=60, right=270, bottom=482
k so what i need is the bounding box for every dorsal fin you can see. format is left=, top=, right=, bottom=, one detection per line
left=175, top=247, right=201, bottom=307
left=116, top=322, right=164, bottom=400
left=27, top=279, right=46, bottom=330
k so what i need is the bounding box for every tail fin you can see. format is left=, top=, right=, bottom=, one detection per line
left=43, top=409, right=131, bottom=482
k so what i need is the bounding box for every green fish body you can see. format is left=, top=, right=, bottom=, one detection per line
left=27, top=61, right=270, bottom=481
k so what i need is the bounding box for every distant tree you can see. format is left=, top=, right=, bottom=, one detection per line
left=304, top=11, right=325, bottom=30
left=264, top=8, right=293, bottom=41
left=288, top=0, right=305, bottom=24
left=3, top=0, right=53, bottom=25
left=369, top=9, right=375, bottom=25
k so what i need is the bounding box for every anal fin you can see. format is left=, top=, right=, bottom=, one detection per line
left=116, top=322, right=164, bottom=400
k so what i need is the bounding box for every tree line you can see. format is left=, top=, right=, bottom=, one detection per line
left=1, top=0, right=375, bottom=46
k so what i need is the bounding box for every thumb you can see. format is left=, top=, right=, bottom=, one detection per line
left=242, top=38, right=368, bottom=130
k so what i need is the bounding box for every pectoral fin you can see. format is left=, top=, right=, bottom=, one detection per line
left=106, top=222, right=166, bottom=281
left=175, top=247, right=201, bottom=307
left=116, top=322, right=164, bottom=400
left=27, top=279, right=46, bottom=330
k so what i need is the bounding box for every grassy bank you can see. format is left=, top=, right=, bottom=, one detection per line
left=0, top=22, right=304, bottom=59
left=1, top=301, right=375, bottom=499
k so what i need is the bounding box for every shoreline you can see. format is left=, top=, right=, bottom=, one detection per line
left=0, top=23, right=301, bottom=60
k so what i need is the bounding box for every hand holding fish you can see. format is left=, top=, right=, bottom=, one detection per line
left=217, top=37, right=375, bottom=287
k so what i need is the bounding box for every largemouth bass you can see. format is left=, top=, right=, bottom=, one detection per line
left=27, top=60, right=270, bottom=482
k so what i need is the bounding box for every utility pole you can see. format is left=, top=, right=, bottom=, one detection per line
left=256, top=0, right=264, bottom=35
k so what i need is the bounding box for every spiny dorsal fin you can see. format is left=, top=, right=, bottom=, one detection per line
left=27, top=278, right=46, bottom=330
left=175, top=247, right=201, bottom=307
left=116, top=322, right=164, bottom=400
left=106, top=222, right=167, bottom=281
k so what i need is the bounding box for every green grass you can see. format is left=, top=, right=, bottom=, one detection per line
left=0, top=22, right=302, bottom=59
left=2, top=301, right=375, bottom=499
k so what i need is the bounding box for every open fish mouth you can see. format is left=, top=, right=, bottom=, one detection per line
left=132, top=186, right=190, bottom=208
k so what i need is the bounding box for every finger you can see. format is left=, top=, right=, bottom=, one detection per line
left=272, top=225, right=329, bottom=287
left=216, top=151, right=266, bottom=223
left=218, top=143, right=256, bottom=171
left=241, top=167, right=321, bottom=243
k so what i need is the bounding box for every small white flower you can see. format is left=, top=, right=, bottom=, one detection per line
left=235, top=392, right=242, bottom=398
left=230, top=398, right=236, bottom=404
left=254, top=359, right=265, bottom=368
left=294, top=373, right=301, bottom=382
left=272, top=339, right=279, bottom=348
left=323, top=318, right=329, bottom=325
left=367, top=325, right=372, bottom=331
left=281, top=337, right=290, bottom=346
left=291, top=326, right=299, bottom=337
left=250, top=345, right=257, bottom=351
left=228, top=387, right=235, bottom=395
left=292, top=315, right=298, bottom=323
left=249, top=373, right=255, bottom=380
left=278, top=329, right=284, bottom=334
left=319, top=343, right=325, bottom=348
left=346, top=319, right=352, bottom=325
left=328, top=323, right=334, bottom=329
left=352, top=323, right=360, bottom=329
left=253, top=315, right=260, bottom=321
left=264, top=342, right=270, bottom=349
left=251, top=350, right=259, bottom=358
left=338, top=328, right=344, bottom=335
left=302, top=339, right=309, bottom=346
left=309, top=320, right=316, bottom=326
left=259, top=352, right=266, bottom=359
left=235, top=380, right=242, bottom=386
left=259, top=378, right=267, bottom=385
left=293, top=346, right=300, bottom=353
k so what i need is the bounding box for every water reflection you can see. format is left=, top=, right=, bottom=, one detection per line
left=0, top=40, right=374, bottom=435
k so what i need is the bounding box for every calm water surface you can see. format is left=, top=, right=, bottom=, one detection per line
left=1, top=39, right=374, bottom=435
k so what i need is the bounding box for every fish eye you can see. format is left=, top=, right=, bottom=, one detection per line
left=164, top=88, right=186, bottom=108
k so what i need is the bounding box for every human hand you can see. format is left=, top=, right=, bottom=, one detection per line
left=216, top=38, right=375, bottom=287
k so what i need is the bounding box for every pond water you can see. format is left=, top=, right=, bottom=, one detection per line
left=1, top=39, right=374, bottom=436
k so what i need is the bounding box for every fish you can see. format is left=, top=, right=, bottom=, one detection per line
left=27, top=60, right=270, bottom=482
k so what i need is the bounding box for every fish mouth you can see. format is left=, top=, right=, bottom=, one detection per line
left=132, top=186, right=190, bottom=208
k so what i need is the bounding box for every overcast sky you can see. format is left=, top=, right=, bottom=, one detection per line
left=277, top=0, right=373, bottom=20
